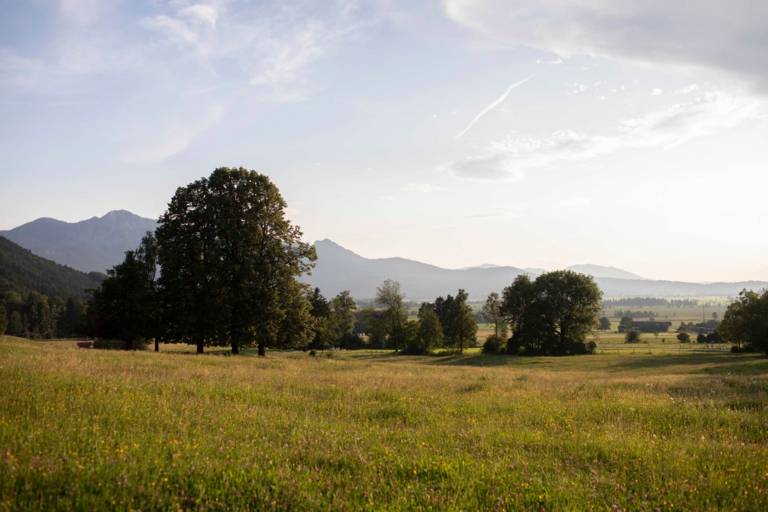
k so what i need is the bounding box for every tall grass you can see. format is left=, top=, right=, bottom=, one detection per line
left=1, top=336, right=766, bottom=510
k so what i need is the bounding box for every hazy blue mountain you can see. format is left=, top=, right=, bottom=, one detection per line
left=0, top=236, right=104, bottom=298
left=305, top=240, right=767, bottom=300
left=1, top=210, right=157, bottom=273
left=566, top=264, right=646, bottom=280
left=304, top=239, right=529, bottom=301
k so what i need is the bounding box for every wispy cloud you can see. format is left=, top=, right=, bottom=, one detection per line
left=401, top=183, right=446, bottom=193
left=444, top=0, right=768, bottom=91
left=120, top=104, right=224, bottom=164
left=455, top=75, right=532, bottom=139
left=445, top=91, right=764, bottom=180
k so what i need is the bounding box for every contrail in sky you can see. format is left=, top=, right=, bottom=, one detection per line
left=455, top=75, right=534, bottom=139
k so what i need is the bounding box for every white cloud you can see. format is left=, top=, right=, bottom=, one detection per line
left=140, top=2, right=362, bottom=92
left=120, top=104, right=224, bottom=164
left=59, top=0, right=106, bottom=25
left=179, top=4, right=218, bottom=26
left=455, top=75, right=532, bottom=138
left=652, top=88, right=663, bottom=96
left=675, top=84, right=700, bottom=95
left=401, top=183, right=446, bottom=193
left=445, top=91, right=763, bottom=180
left=443, top=0, right=768, bottom=90
left=249, top=21, right=329, bottom=87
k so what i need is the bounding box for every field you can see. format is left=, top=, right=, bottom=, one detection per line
left=1, top=336, right=767, bottom=510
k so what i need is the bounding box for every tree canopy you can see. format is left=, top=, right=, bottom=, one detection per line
left=720, top=289, right=768, bottom=354
left=502, top=271, right=602, bottom=355
left=155, top=168, right=315, bottom=355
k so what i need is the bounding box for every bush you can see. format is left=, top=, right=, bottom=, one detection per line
left=625, top=330, right=640, bottom=343
left=482, top=335, right=505, bottom=354
left=677, top=332, right=691, bottom=343
left=564, top=341, right=597, bottom=355
left=93, top=338, right=147, bottom=350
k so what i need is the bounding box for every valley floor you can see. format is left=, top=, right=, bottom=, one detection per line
left=0, top=337, right=766, bottom=510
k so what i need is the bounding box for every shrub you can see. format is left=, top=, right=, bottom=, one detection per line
left=625, top=331, right=640, bottom=343
left=482, top=335, right=505, bottom=354
left=677, top=332, right=691, bottom=343
left=93, top=338, right=147, bottom=350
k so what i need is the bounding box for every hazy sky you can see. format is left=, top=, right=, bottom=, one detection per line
left=2, top=0, right=767, bottom=282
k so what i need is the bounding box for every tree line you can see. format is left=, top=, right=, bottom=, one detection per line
left=0, top=291, right=86, bottom=339
left=10, top=167, right=765, bottom=358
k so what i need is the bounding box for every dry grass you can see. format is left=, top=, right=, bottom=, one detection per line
left=1, top=336, right=766, bottom=510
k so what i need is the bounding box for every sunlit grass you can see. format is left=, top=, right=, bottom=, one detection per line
left=1, top=335, right=766, bottom=510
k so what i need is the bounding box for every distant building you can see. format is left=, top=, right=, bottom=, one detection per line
left=619, top=320, right=671, bottom=333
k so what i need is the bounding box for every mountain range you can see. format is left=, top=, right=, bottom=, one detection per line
left=304, top=240, right=767, bottom=300
left=2, top=211, right=766, bottom=299
left=1, top=210, right=157, bottom=274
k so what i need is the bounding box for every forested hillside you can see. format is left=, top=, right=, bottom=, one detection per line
left=0, top=236, right=103, bottom=298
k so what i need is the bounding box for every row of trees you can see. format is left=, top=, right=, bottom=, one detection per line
left=352, top=280, right=478, bottom=355
left=0, top=291, right=86, bottom=339
left=77, top=168, right=767, bottom=357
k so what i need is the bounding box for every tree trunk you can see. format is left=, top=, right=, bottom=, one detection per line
left=154, top=339, right=159, bottom=352
left=231, top=341, right=240, bottom=355
left=258, top=342, right=266, bottom=357
left=196, top=340, right=204, bottom=354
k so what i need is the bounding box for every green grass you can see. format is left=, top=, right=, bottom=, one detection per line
left=1, top=336, right=767, bottom=510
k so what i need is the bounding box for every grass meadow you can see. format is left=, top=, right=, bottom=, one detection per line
left=1, top=335, right=767, bottom=510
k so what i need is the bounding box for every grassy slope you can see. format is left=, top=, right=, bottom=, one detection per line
left=0, top=336, right=766, bottom=510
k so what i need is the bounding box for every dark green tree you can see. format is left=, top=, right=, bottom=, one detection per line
left=157, top=168, right=315, bottom=355
left=24, top=292, right=53, bottom=339
left=500, top=275, right=535, bottom=354
left=625, top=330, right=640, bottom=343
left=87, top=233, right=159, bottom=349
left=502, top=271, right=602, bottom=355
left=435, top=289, right=477, bottom=354
left=376, top=279, right=406, bottom=350
left=720, top=289, right=768, bottom=353
left=307, top=288, right=333, bottom=348
left=275, top=281, right=314, bottom=349
left=7, top=311, right=24, bottom=336
left=330, top=290, right=359, bottom=347
left=57, top=298, right=86, bottom=338
left=482, top=292, right=507, bottom=338
left=598, top=316, right=612, bottom=331
left=0, top=302, right=6, bottom=336
left=618, top=316, right=634, bottom=333
left=413, top=303, right=443, bottom=354
left=354, top=307, right=386, bottom=348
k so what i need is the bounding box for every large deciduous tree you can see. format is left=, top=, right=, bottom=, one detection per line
left=502, top=271, right=602, bottom=355
left=720, top=289, right=768, bottom=354
left=376, top=279, right=407, bottom=350
left=435, top=289, right=477, bottom=354
left=481, top=292, right=507, bottom=339
left=156, top=167, right=315, bottom=355
left=414, top=303, right=443, bottom=354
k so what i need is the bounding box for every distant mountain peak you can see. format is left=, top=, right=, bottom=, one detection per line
left=102, top=209, right=140, bottom=218
left=1, top=210, right=158, bottom=273
left=566, top=264, right=645, bottom=280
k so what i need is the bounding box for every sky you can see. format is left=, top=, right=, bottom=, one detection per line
left=1, top=0, right=767, bottom=282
